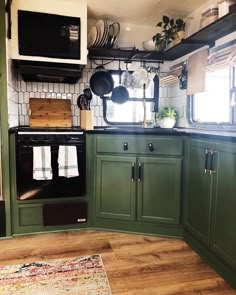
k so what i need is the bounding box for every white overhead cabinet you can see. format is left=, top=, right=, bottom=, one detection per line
left=10, top=0, right=87, bottom=65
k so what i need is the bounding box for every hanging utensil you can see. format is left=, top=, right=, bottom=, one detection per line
left=77, top=94, right=88, bottom=110
left=83, top=88, right=93, bottom=110
left=143, top=83, right=147, bottom=128
left=111, top=61, right=129, bottom=104
left=90, top=66, right=114, bottom=96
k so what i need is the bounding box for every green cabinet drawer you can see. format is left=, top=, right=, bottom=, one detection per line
left=19, top=204, right=43, bottom=226
left=96, top=135, right=182, bottom=156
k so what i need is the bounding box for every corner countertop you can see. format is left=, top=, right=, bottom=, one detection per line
left=9, top=126, right=236, bottom=141
left=86, top=126, right=236, bottom=141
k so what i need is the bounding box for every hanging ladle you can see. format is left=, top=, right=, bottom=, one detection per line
left=111, top=60, right=129, bottom=104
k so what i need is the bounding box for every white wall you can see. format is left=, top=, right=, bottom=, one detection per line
left=88, top=19, right=157, bottom=50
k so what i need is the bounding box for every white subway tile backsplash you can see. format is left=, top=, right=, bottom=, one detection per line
left=74, top=83, right=80, bottom=94
left=59, top=83, right=65, bottom=93
left=23, top=92, right=30, bottom=103
left=67, top=93, right=72, bottom=100
left=79, top=83, right=84, bottom=95
left=26, top=82, right=32, bottom=92
left=62, top=93, right=67, bottom=100
left=21, top=104, right=27, bottom=115
left=74, top=105, right=80, bottom=116
left=32, top=82, right=38, bottom=92
left=53, top=83, right=59, bottom=93
left=43, top=82, right=48, bottom=92
left=19, top=92, right=24, bottom=104
left=64, top=83, right=70, bottom=94
left=72, top=94, right=77, bottom=105
left=48, top=83, right=54, bottom=93
left=72, top=116, right=78, bottom=126
left=20, top=80, right=26, bottom=92
left=69, top=84, right=75, bottom=94
left=19, top=115, right=25, bottom=125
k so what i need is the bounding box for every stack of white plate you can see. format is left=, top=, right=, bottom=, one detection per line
left=87, top=20, right=120, bottom=48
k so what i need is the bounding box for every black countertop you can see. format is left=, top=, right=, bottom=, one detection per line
left=9, top=126, right=236, bottom=142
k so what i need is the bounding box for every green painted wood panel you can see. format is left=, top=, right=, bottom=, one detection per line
left=211, top=142, right=236, bottom=270
left=184, top=139, right=214, bottom=246
left=96, top=135, right=182, bottom=156
left=137, top=157, right=181, bottom=224
left=0, top=0, right=11, bottom=236
left=96, top=155, right=136, bottom=221
left=19, top=205, right=43, bottom=226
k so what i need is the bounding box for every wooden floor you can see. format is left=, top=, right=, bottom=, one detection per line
left=0, top=230, right=235, bottom=294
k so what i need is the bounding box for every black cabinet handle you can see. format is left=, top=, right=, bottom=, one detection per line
left=123, top=142, right=128, bottom=151
left=204, top=149, right=210, bottom=174
left=131, top=163, right=135, bottom=182
left=210, top=150, right=217, bottom=174
left=148, top=143, right=154, bottom=152
left=138, top=163, right=142, bottom=182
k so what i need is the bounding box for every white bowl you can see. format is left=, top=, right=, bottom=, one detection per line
left=158, top=118, right=176, bottom=128
left=142, top=40, right=155, bottom=51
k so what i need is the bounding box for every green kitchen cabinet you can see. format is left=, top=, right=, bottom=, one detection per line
left=95, top=135, right=183, bottom=229
left=137, top=157, right=181, bottom=224
left=184, top=137, right=236, bottom=288
left=211, top=142, right=236, bottom=270
left=184, top=139, right=214, bottom=246
left=96, top=155, right=136, bottom=221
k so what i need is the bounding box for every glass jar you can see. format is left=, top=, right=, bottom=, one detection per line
left=200, top=6, right=219, bottom=29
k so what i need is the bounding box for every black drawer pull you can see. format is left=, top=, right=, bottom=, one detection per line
left=123, top=142, right=128, bottom=151
left=204, top=149, right=210, bottom=174
left=138, top=163, right=142, bottom=182
left=210, top=150, right=217, bottom=174
left=148, top=143, right=154, bottom=152
left=131, top=163, right=135, bottom=182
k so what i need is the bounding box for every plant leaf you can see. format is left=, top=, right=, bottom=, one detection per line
left=162, top=15, right=169, bottom=24
left=170, top=19, right=174, bottom=26
left=156, top=21, right=162, bottom=27
left=175, top=19, right=185, bottom=30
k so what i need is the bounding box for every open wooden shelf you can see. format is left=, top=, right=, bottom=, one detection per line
left=88, top=9, right=236, bottom=62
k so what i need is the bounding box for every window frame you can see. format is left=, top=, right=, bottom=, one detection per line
left=188, top=67, right=236, bottom=129
left=103, top=70, right=160, bottom=126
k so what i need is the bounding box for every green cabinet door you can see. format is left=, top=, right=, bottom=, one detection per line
left=184, top=139, right=213, bottom=246
left=211, top=142, right=236, bottom=270
left=137, top=157, right=182, bottom=224
left=96, top=155, right=136, bottom=221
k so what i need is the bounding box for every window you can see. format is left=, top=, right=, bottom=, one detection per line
left=103, top=71, right=159, bottom=125
left=190, top=67, right=236, bottom=126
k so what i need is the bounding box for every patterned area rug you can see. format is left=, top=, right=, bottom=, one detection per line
left=0, top=254, right=112, bottom=295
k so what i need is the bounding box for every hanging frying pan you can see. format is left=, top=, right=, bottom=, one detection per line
left=90, top=66, right=114, bottom=97
left=111, top=64, right=129, bottom=104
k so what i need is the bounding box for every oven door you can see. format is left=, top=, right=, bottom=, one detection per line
left=16, top=144, right=85, bottom=200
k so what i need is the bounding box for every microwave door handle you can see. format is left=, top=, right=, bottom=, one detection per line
left=68, top=25, right=79, bottom=42
left=61, top=25, right=79, bottom=42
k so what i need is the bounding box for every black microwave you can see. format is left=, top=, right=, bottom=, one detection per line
left=18, top=10, right=81, bottom=60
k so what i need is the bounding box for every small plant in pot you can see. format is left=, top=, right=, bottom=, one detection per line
left=152, top=16, right=186, bottom=52
left=155, top=106, right=178, bottom=128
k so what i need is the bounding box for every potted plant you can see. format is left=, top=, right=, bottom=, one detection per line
left=155, top=106, right=178, bottom=128
left=152, top=16, right=186, bottom=51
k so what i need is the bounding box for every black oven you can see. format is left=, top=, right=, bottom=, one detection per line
left=18, top=10, right=81, bottom=60
left=16, top=131, right=86, bottom=200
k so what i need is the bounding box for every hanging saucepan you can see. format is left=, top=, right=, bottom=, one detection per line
left=90, top=66, right=114, bottom=97
left=111, top=66, right=129, bottom=104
